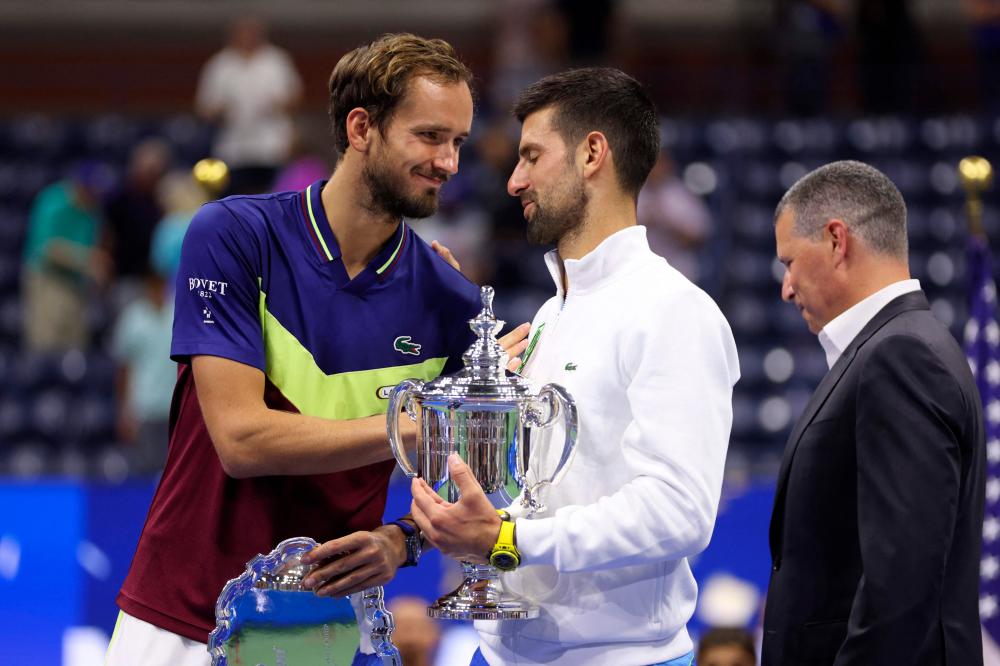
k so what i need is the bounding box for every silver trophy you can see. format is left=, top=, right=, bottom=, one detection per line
left=387, top=285, right=578, bottom=620
left=209, top=537, right=401, bottom=665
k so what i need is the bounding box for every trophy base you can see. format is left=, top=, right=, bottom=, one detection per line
left=427, top=564, right=539, bottom=621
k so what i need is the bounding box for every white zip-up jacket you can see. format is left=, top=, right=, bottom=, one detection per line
left=476, top=226, right=740, bottom=666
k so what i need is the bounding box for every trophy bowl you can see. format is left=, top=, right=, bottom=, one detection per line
left=387, top=286, right=577, bottom=621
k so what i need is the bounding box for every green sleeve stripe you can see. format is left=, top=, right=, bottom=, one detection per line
left=376, top=225, right=407, bottom=274
left=516, top=323, right=545, bottom=374
left=305, top=184, right=334, bottom=262
left=259, top=289, right=446, bottom=419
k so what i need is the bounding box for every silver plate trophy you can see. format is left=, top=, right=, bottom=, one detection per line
left=209, top=537, right=401, bottom=666
left=387, top=285, right=578, bottom=620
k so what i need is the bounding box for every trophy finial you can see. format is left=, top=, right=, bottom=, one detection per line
left=481, top=286, right=495, bottom=315
left=463, top=285, right=507, bottom=377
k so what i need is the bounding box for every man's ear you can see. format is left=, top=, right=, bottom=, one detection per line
left=826, top=219, right=849, bottom=266
left=580, top=131, right=610, bottom=180
left=345, top=108, right=374, bottom=153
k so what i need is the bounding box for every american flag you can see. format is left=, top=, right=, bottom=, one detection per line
left=967, top=235, right=1000, bottom=657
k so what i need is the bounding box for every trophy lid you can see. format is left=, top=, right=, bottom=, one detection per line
left=418, top=286, right=532, bottom=401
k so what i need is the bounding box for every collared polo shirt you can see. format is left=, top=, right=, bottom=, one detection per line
left=118, top=180, right=480, bottom=641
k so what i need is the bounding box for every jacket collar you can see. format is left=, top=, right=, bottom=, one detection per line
left=543, top=225, right=650, bottom=297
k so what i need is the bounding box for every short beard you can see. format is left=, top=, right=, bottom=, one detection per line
left=526, top=175, right=588, bottom=246
left=362, top=156, right=440, bottom=220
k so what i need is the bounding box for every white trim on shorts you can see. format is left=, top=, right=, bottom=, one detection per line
left=104, top=610, right=210, bottom=666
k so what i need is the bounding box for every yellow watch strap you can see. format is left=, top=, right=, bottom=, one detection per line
left=496, top=518, right=516, bottom=548
left=490, top=517, right=521, bottom=571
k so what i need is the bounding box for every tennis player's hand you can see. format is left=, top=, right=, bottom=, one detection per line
left=432, top=241, right=530, bottom=371
left=431, top=240, right=461, bottom=272
left=498, top=322, right=530, bottom=372
left=300, top=526, right=406, bottom=597
left=410, top=454, right=503, bottom=564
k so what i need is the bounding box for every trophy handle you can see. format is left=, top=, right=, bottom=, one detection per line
left=387, top=379, right=422, bottom=478
left=521, top=383, right=578, bottom=514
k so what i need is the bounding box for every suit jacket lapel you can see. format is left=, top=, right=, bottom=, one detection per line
left=768, top=346, right=858, bottom=556
left=768, top=290, right=932, bottom=558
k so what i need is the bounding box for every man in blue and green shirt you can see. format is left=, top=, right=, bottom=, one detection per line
left=111, top=33, right=528, bottom=664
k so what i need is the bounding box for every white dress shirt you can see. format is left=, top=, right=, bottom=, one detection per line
left=818, top=279, right=922, bottom=369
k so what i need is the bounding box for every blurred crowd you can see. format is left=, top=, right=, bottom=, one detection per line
left=8, top=10, right=732, bottom=481
left=6, top=3, right=999, bottom=485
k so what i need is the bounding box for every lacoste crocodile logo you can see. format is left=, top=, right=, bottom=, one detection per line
left=565, top=362, right=577, bottom=371
left=394, top=335, right=422, bottom=356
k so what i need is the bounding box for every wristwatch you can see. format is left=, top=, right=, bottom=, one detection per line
left=388, top=519, right=422, bottom=568
left=489, top=510, right=521, bottom=572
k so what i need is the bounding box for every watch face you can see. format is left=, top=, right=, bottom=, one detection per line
left=491, top=552, right=518, bottom=571
left=405, top=534, right=421, bottom=566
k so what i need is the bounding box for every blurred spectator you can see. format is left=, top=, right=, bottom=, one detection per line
left=110, top=265, right=174, bottom=475
left=103, top=138, right=172, bottom=307
left=387, top=596, right=441, bottom=666
left=636, top=150, right=713, bottom=284
left=22, top=162, right=110, bottom=351
left=856, top=0, right=925, bottom=113
left=963, top=0, right=1000, bottom=110
left=697, top=627, right=757, bottom=666
left=151, top=170, right=210, bottom=281
left=195, top=16, right=303, bottom=195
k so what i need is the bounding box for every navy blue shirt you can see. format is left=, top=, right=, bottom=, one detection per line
left=119, top=181, right=480, bottom=641
left=172, top=180, right=480, bottom=414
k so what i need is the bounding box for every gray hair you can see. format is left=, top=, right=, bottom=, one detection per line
left=775, top=160, right=908, bottom=260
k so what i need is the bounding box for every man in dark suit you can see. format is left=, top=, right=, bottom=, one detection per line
left=762, top=160, right=986, bottom=665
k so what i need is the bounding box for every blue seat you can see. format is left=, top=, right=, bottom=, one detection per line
left=75, top=395, right=116, bottom=450
left=845, top=117, right=914, bottom=155
left=739, top=158, right=783, bottom=198
left=724, top=291, right=769, bottom=338
left=8, top=115, right=76, bottom=161
left=705, top=118, right=768, bottom=156
left=0, top=396, right=29, bottom=444
left=725, top=249, right=776, bottom=289
left=159, top=114, right=214, bottom=164
left=736, top=345, right=766, bottom=388
left=730, top=393, right=759, bottom=438
left=919, top=115, right=980, bottom=153
left=4, top=440, right=52, bottom=478
left=29, top=388, right=72, bottom=445
left=770, top=118, right=839, bottom=157
left=0, top=251, right=19, bottom=289
left=0, top=296, right=21, bottom=348
left=13, top=352, right=62, bottom=392
left=83, top=115, right=143, bottom=162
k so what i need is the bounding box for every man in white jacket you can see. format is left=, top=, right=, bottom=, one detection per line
left=411, top=67, right=740, bottom=666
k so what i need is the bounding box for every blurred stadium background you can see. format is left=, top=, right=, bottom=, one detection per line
left=1, top=0, right=998, bottom=663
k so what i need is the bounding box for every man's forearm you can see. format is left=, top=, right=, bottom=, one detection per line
left=193, top=354, right=413, bottom=478
left=210, top=407, right=410, bottom=478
